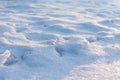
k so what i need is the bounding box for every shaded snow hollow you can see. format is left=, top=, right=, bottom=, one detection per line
left=0, top=0, right=120, bottom=80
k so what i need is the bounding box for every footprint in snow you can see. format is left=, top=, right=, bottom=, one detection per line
left=55, top=40, right=90, bottom=56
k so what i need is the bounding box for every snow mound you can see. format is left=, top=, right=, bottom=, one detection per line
left=0, top=50, right=11, bottom=66
left=64, top=61, right=120, bottom=80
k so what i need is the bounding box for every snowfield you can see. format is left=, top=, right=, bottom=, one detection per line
left=0, top=0, right=120, bottom=80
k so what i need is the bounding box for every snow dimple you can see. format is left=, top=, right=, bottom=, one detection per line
left=45, top=25, right=78, bottom=35
left=0, top=25, right=15, bottom=34
left=99, top=19, right=120, bottom=28
left=76, top=22, right=109, bottom=33
left=25, top=32, right=58, bottom=41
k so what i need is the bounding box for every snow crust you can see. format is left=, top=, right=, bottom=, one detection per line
left=0, top=0, right=120, bottom=80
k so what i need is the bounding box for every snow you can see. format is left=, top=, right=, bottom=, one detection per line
left=0, top=0, right=120, bottom=80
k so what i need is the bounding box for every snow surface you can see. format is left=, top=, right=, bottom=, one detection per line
left=0, top=0, right=120, bottom=80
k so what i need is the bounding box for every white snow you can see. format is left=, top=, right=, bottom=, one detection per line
left=0, top=0, right=120, bottom=80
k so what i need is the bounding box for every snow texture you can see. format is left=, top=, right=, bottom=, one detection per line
left=0, top=0, right=120, bottom=80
